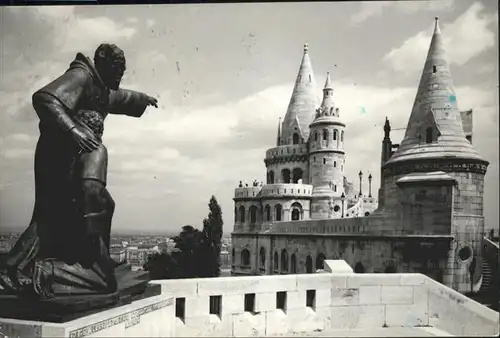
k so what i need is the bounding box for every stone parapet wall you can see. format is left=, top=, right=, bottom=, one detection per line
left=150, top=271, right=498, bottom=337
left=2, top=268, right=497, bottom=337
left=234, top=187, right=262, bottom=199
left=260, top=184, right=313, bottom=199
left=256, top=215, right=445, bottom=237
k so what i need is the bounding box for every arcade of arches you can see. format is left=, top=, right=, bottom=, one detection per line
left=312, top=129, right=344, bottom=145
left=235, top=247, right=378, bottom=275
left=267, top=167, right=304, bottom=184
left=237, top=203, right=305, bottom=223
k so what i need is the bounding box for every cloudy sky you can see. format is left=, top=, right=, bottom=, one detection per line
left=0, top=1, right=498, bottom=235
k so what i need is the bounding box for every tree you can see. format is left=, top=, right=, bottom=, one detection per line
left=143, top=195, right=224, bottom=280
left=172, top=225, right=208, bottom=278
left=202, top=195, right=224, bottom=277
left=143, top=251, right=179, bottom=280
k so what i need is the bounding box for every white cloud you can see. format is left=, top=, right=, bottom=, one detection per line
left=351, top=0, right=454, bottom=24
left=103, top=84, right=290, bottom=149
left=394, top=1, right=454, bottom=14
left=383, top=2, right=496, bottom=74
left=8, top=133, right=31, bottom=142
left=351, top=2, right=391, bottom=25
left=34, top=6, right=75, bottom=20
left=1, top=148, right=33, bottom=160
left=62, top=17, right=137, bottom=54
left=28, top=5, right=137, bottom=56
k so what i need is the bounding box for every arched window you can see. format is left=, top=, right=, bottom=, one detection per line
left=323, top=129, right=328, bottom=141
left=425, top=127, right=433, bottom=143
left=316, top=253, right=326, bottom=270
left=239, top=205, right=245, bottom=223
left=249, top=205, right=258, bottom=224
left=241, top=249, right=250, bottom=266
left=333, top=129, right=337, bottom=141
left=232, top=248, right=235, bottom=265
left=234, top=207, right=237, bottom=222
left=275, top=204, right=282, bottom=221
left=259, top=247, right=266, bottom=268
left=341, top=131, right=344, bottom=142
left=273, top=251, right=279, bottom=271
left=264, top=204, right=271, bottom=221
left=291, top=202, right=302, bottom=221
left=291, top=253, right=297, bottom=273
left=292, top=133, right=300, bottom=145
left=306, top=255, right=313, bottom=273
left=281, top=249, right=288, bottom=273
left=269, top=170, right=275, bottom=184
left=282, top=169, right=291, bottom=183
left=292, top=168, right=303, bottom=183
left=314, top=131, right=318, bottom=141
left=354, top=262, right=365, bottom=273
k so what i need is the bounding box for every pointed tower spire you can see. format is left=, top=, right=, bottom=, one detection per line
left=276, top=117, right=282, bottom=146
left=324, top=71, right=333, bottom=90
left=318, top=71, right=335, bottom=116
left=281, top=43, right=320, bottom=144
left=385, top=17, right=486, bottom=165
left=434, top=16, right=441, bottom=34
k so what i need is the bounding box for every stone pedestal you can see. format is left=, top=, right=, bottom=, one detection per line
left=0, top=294, right=174, bottom=337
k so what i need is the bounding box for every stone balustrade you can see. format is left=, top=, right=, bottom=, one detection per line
left=266, top=217, right=369, bottom=235
left=234, top=186, right=262, bottom=199
left=260, top=183, right=313, bottom=199
left=1, top=261, right=498, bottom=337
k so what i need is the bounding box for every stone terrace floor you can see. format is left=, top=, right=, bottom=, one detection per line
left=272, top=327, right=453, bottom=337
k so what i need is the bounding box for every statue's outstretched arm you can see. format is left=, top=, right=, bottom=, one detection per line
left=108, top=89, right=158, bottom=117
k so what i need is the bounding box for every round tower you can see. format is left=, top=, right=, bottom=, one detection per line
left=382, top=18, right=489, bottom=293
left=260, top=44, right=318, bottom=222
left=308, top=72, right=346, bottom=219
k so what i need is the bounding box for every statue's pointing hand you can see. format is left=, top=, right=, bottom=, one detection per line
left=147, top=95, right=158, bottom=108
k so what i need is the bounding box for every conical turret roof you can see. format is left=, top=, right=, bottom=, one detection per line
left=281, top=44, right=320, bottom=143
left=385, top=17, right=487, bottom=166
left=320, top=72, right=335, bottom=111
left=310, top=71, right=343, bottom=126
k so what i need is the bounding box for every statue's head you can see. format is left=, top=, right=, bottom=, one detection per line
left=94, top=43, right=126, bottom=90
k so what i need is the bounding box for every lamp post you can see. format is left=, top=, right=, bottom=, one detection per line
left=341, top=192, right=345, bottom=218
left=368, top=173, right=372, bottom=198
left=358, top=170, right=363, bottom=197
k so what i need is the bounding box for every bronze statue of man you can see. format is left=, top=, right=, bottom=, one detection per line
left=0, top=43, right=158, bottom=299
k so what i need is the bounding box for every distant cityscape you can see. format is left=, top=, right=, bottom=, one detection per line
left=0, top=229, right=233, bottom=276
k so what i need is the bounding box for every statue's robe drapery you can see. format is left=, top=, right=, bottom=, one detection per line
left=1, top=53, right=150, bottom=296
